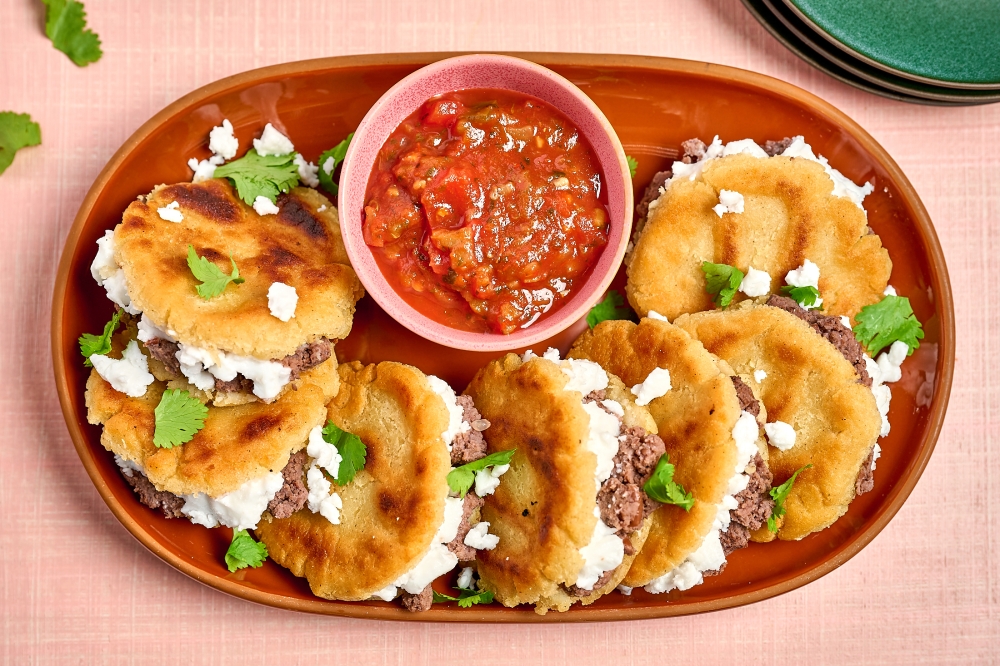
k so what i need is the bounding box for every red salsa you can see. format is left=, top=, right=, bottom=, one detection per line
left=363, top=89, right=609, bottom=334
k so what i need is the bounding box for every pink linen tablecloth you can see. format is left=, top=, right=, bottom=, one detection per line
left=1, top=0, right=997, bottom=663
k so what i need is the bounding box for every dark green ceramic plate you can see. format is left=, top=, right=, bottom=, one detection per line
left=783, top=0, right=1000, bottom=88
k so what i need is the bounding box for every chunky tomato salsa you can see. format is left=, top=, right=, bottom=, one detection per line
left=363, top=89, right=610, bottom=334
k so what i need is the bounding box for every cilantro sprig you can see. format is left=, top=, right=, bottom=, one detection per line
left=447, top=449, right=516, bottom=497
left=432, top=587, right=495, bottom=608
left=586, top=290, right=634, bottom=329
left=225, top=529, right=268, bottom=572
left=642, top=454, right=695, bottom=510
left=213, top=148, right=300, bottom=206
left=781, top=285, right=821, bottom=309
left=626, top=155, right=638, bottom=179
left=43, top=0, right=102, bottom=67
left=854, top=295, right=924, bottom=357
left=701, top=262, right=744, bottom=309
left=317, top=133, right=354, bottom=197
left=186, top=245, right=244, bottom=299
left=0, top=112, right=42, bottom=176
left=153, top=389, right=208, bottom=449
left=767, top=464, right=812, bottom=532
left=322, top=421, right=367, bottom=485
left=78, top=310, right=121, bottom=367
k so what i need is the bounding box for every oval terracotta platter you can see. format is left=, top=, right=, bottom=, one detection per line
left=52, top=52, right=954, bottom=622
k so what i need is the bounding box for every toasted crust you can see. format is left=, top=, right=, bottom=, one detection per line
left=674, top=302, right=882, bottom=540
left=114, top=180, right=364, bottom=359
left=254, top=361, right=453, bottom=601
left=568, top=318, right=743, bottom=587
left=626, top=154, right=891, bottom=322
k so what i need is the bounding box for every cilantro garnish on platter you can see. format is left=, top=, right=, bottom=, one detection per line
left=626, top=155, right=638, bottom=179
left=701, top=261, right=744, bottom=309
left=322, top=421, right=367, bottom=485
left=643, top=453, right=695, bottom=510
left=0, top=112, right=42, bottom=176
left=78, top=310, right=121, bottom=367
left=225, top=529, right=268, bottom=572
left=186, top=245, right=244, bottom=299
left=43, top=0, right=102, bottom=66
left=853, top=295, right=924, bottom=357
left=153, top=389, right=208, bottom=449
left=781, top=284, right=822, bottom=309
left=447, top=449, right=516, bottom=497
left=586, top=290, right=634, bottom=329
left=767, top=464, right=812, bottom=532
left=432, top=587, right=495, bottom=608
left=317, top=133, right=354, bottom=197
left=213, top=148, right=300, bottom=206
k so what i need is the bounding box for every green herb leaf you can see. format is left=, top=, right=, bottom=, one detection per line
left=213, top=148, right=300, bottom=206
left=853, top=295, right=924, bottom=357
left=322, top=420, right=367, bottom=485
left=432, top=587, right=495, bottom=608
left=317, top=133, right=354, bottom=196
left=78, top=310, right=121, bottom=367
left=586, top=289, right=634, bottom=329
left=781, top=284, right=821, bottom=309
left=701, top=261, right=744, bottom=309
left=446, top=449, right=516, bottom=497
left=225, top=529, right=268, bottom=572
left=626, top=155, right=638, bottom=179
left=767, top=464, right=812, bottom=532
left=642, top=453, right=695, bottom=510
left=153, top=389, right=208, bottom=449
left=43, top=0, right=102, bottom=66
left=186, top=245, right=244, bottom=299
left=0, top=112, right=42, bottom=176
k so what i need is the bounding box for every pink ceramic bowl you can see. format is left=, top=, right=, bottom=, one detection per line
left=338, top=54, right=633, bottom=352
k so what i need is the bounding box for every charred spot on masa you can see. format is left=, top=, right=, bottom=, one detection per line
left=122, top=214, right=149, bottom=231
left=257, top=245, right=304, bottom=277
left=414, top=456, right=427, bottom=477
left=377, top=490, right=400, bottom=514
left=522, top=508, right=529, bottom=517
left=240, top=413, right=284, bottom=441
left=277, top=194, right=328, bottom=239
left=163, top=182, right=241, bottom=224
left=196, top=247, right=227, bottom=263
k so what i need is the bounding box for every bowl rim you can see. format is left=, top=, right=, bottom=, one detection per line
left=337, top=53, right=633, bottom=350
left=51, top=51, right=955, bottom=623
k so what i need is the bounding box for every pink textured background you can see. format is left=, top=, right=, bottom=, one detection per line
left=1, top=0, right=997, bottom=663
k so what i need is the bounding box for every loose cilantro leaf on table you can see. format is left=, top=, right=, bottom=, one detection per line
left=187, top=245, right=244, bottom=299
left=853, top=295, right=924, bottom=357
left=586, top=290, right=634, bottom=329
left=767, top=464, right=812, bottom=532
left=78, top=310, right=121, bottom=366
left=213, top=148, right=299, bottom=206
left=781, top=284, right=821, bottom=309
left=433, top=587, right=495, bottom=608
left=447, top=449, right=516, bottom=497
left=643, top=454, right=695, bottom=510
left=322, top=421, right=367, bottom=485
left=0, top=112, right=42, bottom=176
left=43, top=0, right=102, bottom=66
left=153, top=389, right=208, bottom=449
left=225, top=529, right=268, bottom=572
left=317, top=133, right=354, bottom=196
left=626, top=155, right=638, bottom=178
left=701, top=262, right=744, bottom=309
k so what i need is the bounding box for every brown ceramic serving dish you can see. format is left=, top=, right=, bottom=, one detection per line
left=52, top=53, right=954, bottom=622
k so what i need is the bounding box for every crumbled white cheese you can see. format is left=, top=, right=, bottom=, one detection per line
left=252, top=195, right=280, bottom=216
left=785, top=259, right=823, bottom=310
left=764, top=421, right=797, bottom=451
left=392, top=497, right=464, bottom=594
left=601, top=400, right=624, bottom=417
left=866, top=355, right=892, bottom=437
left=712, top=189, right=745, bottom=217
left=884, top=285, right=897, bottom=296
left=840, top=316, right=853, bottom=330
left=875, top=340, right=909, bottom=385
left=581, top=401, right=622, bottom=483
left=208, top=119, right=239, bottom=160
left=322, top=156, right=335, bottom=176
left=253, top=123, right=295, bottom=157
left=871, top=443, right=882, bottom=471
left=554, top=354, right=610, bottom=396
left=575, top=507, right=625, bottom=590
left=779, top=136, right=873, bottom=209
left=474, top=463, right=509, bottom=497
left=722, top=139, right=769, bottom=159
left=157, top=200, right=183, bottom=223
left=181, top=472, right=284, bottom=531
left=754, top=369, right=767, bottom=383
left=464, top=522, right=500, bottom=550
left=174, top=343, right=291, bottom=401
left=739, top=266, right=771, bottom=297
left=267, top=282, right=298, bottom=322
left=306, top=425, right=342, bottom=473
left=371, top=584, right=398, bottom=602
left=731, top=411, right=760, bottom=466
left=317, top=204, right=328, bottom=213
left=305, top=466, right=343, bottom=524
left=100, top=269, right=140, bottom=315
left=646, top=310, right=669, bottom=322
left=90, top=230, right=118, bottom=283
left=426, top=375, right=470, bottom=448
left=188, top=156, right=223, bottom=183
left=293, top=153, right=320, bottom=188
left=457, top=567, right=475, bottom=589
left=90, top=340, right=155, bottom=397
left=617, top=585, right=633, bottom=595
left=630, top=367, right=672, bottom=406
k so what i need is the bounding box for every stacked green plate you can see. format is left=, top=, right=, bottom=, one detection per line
left=742, top=0, right=1000, bottom=105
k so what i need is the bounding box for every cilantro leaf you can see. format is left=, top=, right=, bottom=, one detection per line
left=225, top=529, right=268, bottom=572
left=642, top=453, right=695, bottom=510
left=78, top=310, right=121, bottom=367
left=767, top=464, right=812, bottom=532
left=317, top=133, right=354, bottom=196
left=186, top=245, right=244, bottom=299
left=432, top=587, right=495, bottom=608
left=43, top=0, right=102, bottom=67
left=446, top=449, right=516, bottom=497
left=781, top=285, right=821, bottom=308
left=854, top=295, right=924, bottom=357
left=701, top=262, right=744, bottom=308
left=213, top=148, right=300, bottom=206
left=322, top=420, right=367, bottom=485
left=153, top=389, right=208, bottom=449
left=626, top=155, right=638, bottom=178
left=0, top=112, right=42, bottom=176
left=586, top=289, right=635, bottom=329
